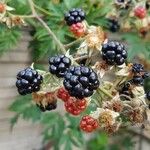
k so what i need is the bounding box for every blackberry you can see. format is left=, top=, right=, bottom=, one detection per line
left=142, top=72, right=150, bottom=79
left=107, top=19, right=120, bottom=32
left=64, top=8, right=85, bottom=26
left=102, top=41, right=127, bottom=66
left=119, top=81, right=133, bottom=100
left=63, top=66, right=100, bottom=99
left=37, top=101, right=57, bottom=112
left=49, top=55, right=71, bottom=78
left=146, top=1, right=150, bottom=9
left=132, top=63, right=144, bottom=73
left=132, top=75, right=144, bottom=85
left=146, top=91, right=150, bottom=100
left=16, top=67, right=43, bottom=95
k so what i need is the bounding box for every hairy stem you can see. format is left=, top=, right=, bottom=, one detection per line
left=64, top=37, right=84, bottom=48
left=34, top=3, right=52, bottom=16
left=28, top=0, right=66, bottom=54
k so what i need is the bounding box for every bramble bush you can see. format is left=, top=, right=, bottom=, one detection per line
left=0, top=0, right=150, bottom=150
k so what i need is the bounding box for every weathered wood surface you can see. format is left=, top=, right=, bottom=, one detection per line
left=0, top=32, right=42, bottom=150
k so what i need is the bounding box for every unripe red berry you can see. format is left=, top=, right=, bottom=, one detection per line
left=57, top=87, right=70, bottom=102
left=0, top=3, right=5, bottom=13
left=70, top=22, right=85, bottom=37
left=64, top=97, right=87, bottom=116
left=80, top=115, right=99, bottom=132
left=134, top=6, right=146, bottom=19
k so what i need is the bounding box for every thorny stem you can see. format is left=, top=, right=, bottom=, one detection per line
left=28, top=0, right=66, bottom=54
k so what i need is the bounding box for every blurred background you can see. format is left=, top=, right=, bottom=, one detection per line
left=0, top=0, right=150, bottom=150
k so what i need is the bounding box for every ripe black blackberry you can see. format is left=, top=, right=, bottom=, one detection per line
left=132, top=63, right=144, bottom=73
left=102, top=41, right=127, bottom=66
left=16, top=67, right=43, bottom=95
left=146, top=1, right=150, bottom=9
left=119, top=81, right=134, bottom=100
left=63, top=66, right=100, bottom=99
left=37, top=101, right=57, bottom=112
left=132, top=75, right=144, bottom=85
left=107, top=19, right=120, bottom=32
left=142, top=72, right=150, bottom=79
left=49, top=55, right=71, bottom=78
left=64, top=8, right=85, bottom=26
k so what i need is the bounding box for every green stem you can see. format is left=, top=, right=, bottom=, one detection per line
left=34, top=3, right=52, bottom=17
left=97, top=87, right=113, bottom=99
left=64, top=37, right=84, bottom=48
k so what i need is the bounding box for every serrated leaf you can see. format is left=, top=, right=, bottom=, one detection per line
left=9, top=95, right=32, bottom=112
left=22, top=104, right=42, bottom=121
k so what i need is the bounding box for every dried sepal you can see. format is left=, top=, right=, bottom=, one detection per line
left=93, top=61, right=113, bottom=78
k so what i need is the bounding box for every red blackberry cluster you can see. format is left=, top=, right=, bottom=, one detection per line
left=63, top=66, right=100, bottom=99
left=70, top=22, right=85, bottom=37
left=37, top=101, right=57, bottom=112
left=102, top=41, right=127, bottom=66
left=57, top=87, right=70, bottom=102
left=80, top=115, right=99, bottom=132
left=49, top=55, right=71, bottom=78
left=107, top=19, right=120, bottom=32
left=64, top=8, right=85, bottom=26
left=134, top=6, right=147, bottom=19
left=16, top=67, right=43, bottom=95
left=64, top=97, right=87, bottom=115
left=131, top=63, right=150, bottom=85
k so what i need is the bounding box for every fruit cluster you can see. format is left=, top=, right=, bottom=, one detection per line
left=107, top=18, right=120, bottom=33
left=15, top=7, right=150, bottom=134
left=64, top=8, right=86, bottom=37
left=16, top=67, right=43, bottom=95
left=80, top=115, right=99, bottom=132
left=57, top=87, right=87, bottom=115
left=49, top=55, right=71, bottom=78
left=102, top=41, right=127, bottom=66
left=64, top=8, right=85, bottom=26
left=131, top=63, right=149, bottom=85
left=63, top=66, right=100, bottom=99
left=106, top=0, right=150, bottom=37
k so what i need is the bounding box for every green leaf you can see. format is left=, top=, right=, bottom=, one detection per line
left=9, top=95, right=32, bottom=112
left=0, top=25, right=21, bottom=55
left=10, top=114, right=20, bottom=130
left=64, top=137, right=72, bottom=150
left=22, top=104, right=42, bottom=121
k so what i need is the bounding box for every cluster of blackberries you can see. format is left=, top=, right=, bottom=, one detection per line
left=102, top=41, right=127, bottom=66
left=37, top=101, right=57, bottom=112
left=63, top=66, right=100, bottom=99
left=119, top=81, right=133, bottom=100
left=49, top=55, right=71, bottom=78
left=16, top=68, right=43, bottom=95
left=131, top=63, right=150, bottom=85
left=107, top=19, right=120, bottom=32
left=64, top=8, right=85, bottom=26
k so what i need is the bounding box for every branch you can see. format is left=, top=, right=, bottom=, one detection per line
left=64, top=37, right=84, bottom=48
left=28, top=0, right=66, bottom=54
